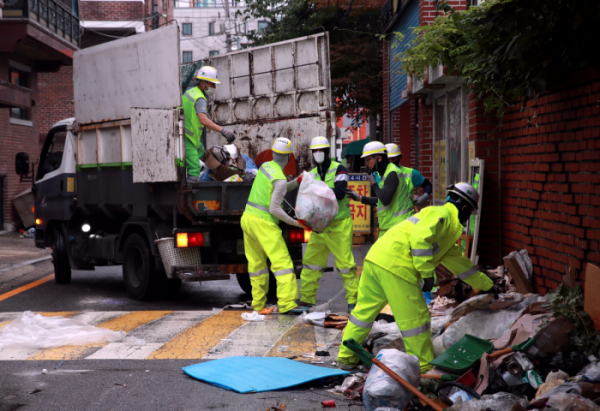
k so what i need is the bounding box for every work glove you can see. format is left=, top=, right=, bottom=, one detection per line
left=221, top=128, right=235, bottom=143
left=484, top=285, right=500, bottom=299
left=346, top=189, right=360, bottom=202
left=421, top=277, right=434, bottom=292
left=296, top=174, right=303, bottom=185
left=297, top=219, right=312, bottom=231
left=413, top=193, right=430, bottom=207
left=366, top=173, right=377, bottom=185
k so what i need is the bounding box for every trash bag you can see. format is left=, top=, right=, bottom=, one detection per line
left=0, top=311, right=125, bottom=349
left=444, top=392, right=528, bottom=411
left=372, top=333, right=405, bottom=357
left=482, top=358, right=537, bottom=400
left=295, top=171, right=338, bottom=233
left=538, top=351, right=591, bottom=379
left=545, top=392, right=600, bottom=411
left=363, top=349, right=421, bottom=411
left=577, top=362, right=600, bottom=382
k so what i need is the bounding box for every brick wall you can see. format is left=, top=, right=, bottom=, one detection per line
left=81, top=1, right=145, bottom=21
left=38, top=66, right=74, bottom=140
left=0, top=58, right=42, bottom=230
left=499, top=66, right=600, bottom=295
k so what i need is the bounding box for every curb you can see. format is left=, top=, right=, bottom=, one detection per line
left=0, top=255, right=53, bottom=275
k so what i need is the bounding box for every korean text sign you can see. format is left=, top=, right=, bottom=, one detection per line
left=348, top=174, right=371, bottom=233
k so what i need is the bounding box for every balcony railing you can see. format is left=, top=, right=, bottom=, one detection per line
left=3, top=0, right=80, bottom=48
left=381, top=0, right=410, bottom=33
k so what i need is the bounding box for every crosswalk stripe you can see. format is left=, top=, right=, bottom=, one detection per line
left=266, top=322, right=317, bottom=360
left=148, top=310, right=249, bottom=360
left=204, top=315, right=297, bottom=360
left=27, top=311, right=173, bottom=360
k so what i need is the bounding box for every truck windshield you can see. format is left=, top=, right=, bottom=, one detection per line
left=37, top=126, right=68, bottom=181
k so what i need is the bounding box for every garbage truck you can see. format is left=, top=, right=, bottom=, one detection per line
left=15, top=25, right=336, bottom=300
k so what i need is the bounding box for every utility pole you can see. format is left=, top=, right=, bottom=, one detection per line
left=223, top=0, right=231, bottom=52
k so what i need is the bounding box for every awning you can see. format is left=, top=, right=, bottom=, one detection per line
left=343, top=137, right=370, bottom=157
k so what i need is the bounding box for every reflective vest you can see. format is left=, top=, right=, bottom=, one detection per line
left=245, top=161, right=285, bottom=224
left=182, top=86, right=206, bottom=155
left=377, top=163, right=414, bottom=231
left=366, top=202, right=493, bottom=291
left=398, top=165, right=415, bottom=193
left=310, top=161, right=351, bottom=221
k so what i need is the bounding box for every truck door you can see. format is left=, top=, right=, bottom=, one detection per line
left=205, top=33, right=335, bottom=173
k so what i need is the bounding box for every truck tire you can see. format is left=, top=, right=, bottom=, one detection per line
left=235, top=272, right=277, bottom=298
left=52, top=228, right=72, bottom=284
left=123, top=233, right=163, bottom=300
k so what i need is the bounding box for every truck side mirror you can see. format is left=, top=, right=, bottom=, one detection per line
left=15, top=152, right=30, bottom=176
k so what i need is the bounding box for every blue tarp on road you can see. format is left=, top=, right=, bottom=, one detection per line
left=182, top=356, right=349, bottom=393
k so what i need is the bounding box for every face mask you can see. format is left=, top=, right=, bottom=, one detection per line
left=203, top=86, right=215, bottom=97
left=313, top=151, right=325, bottom=164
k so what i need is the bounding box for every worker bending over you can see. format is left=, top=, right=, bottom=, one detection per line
left=346, top=142, right=413, bottom=237
left=241, top=137, right=307, bottom=314
left=293, top=137, right=358, bottom=313
left=337, top=182, right=498, bottom=371
left=385, top=143, right=433, bottom=207
left=182, top=66, right=235, bottom=182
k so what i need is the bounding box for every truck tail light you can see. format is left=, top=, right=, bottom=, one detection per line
left=176, top=232, right=210, bottom=248
left=35, top=218, right=42, bottom=225
left=290, top=229, right=311, bottom=243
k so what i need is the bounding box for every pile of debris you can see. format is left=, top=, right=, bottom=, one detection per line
left=326, top=253, right=600, bottom=410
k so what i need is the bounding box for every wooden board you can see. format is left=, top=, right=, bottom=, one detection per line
left=352, top=235, right=367, bottom=245
left=584, top=263, right=600, bottom=331
left=503, top=255, right=534, bottom=294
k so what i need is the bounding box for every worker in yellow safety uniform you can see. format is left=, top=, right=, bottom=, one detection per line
left=182, top=66, right=235, bottom=182
left=338, top=182, right=499, bottom=371
left=346, top=141, right=414, bottom=237
left=293, top=137, right=358, bottom=313
left=241, top=137, right=308, bottom=314
left=385, top=143, right=433, bottom=207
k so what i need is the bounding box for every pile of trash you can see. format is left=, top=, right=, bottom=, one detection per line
left=199, top=144, right=257, bottom=182
left=313, top=251, right=600, bottom=410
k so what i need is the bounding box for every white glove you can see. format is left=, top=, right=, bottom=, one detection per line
left=413, top=193, right=430, bottom=207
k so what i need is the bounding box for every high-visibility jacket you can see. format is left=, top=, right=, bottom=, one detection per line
left=310, top=161, right=350, bottom=221
left=244, top=161, right=285, bottom=225
left=398, top=165, right=415, bottom=193
left=182, top=86, right=206, bottom=155
left=377, top=163, right=414, bottom=230
left=366, top=202, right=493, bottom=291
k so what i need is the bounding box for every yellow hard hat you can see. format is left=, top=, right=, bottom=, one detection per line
left=309, top=136, right=330, bottom=150
left=196, top=66, right=221, bottom=84
left=385, top=143, right=401, bottom=158
left=271, top=137, right=293, bottom=154
left=361, top=141, right=386, bottom=158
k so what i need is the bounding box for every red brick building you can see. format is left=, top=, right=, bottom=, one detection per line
left=382, top=0, right=600, bottom=294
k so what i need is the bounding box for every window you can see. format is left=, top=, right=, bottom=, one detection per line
left=9, top=66, right=30, bottom=121
left=432, top=86, right=469, bottom=205
left=208, top=22, right=215, bottom=35
left=182, top=23, right=192, bottom=35
left=182, top=51, right=193, bottom=63
left=239, top=22, right=246, bottom=34
left=257, top=21, right=270, bottom=33
left=37, top=129, right=68, bottom=181
left=209, top=50, right=219, bottom=56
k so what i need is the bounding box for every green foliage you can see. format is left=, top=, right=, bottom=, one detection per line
left=395, top=0, right=600, bottom=117
left=544, top=284, right=600, bottom=356
left=240, top=0, right=384, bottom=123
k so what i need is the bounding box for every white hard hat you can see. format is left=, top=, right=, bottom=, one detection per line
left=196, top=66, right=221, bottom=84
left=271, top=137, right=293, bottom=154
left=309, top=136, right=330, bottom=150
left=447, top=182, right=480, bottom=213
left=361, top=141, right=386, bottom=158
left=385, top=143, right=401, bottom=158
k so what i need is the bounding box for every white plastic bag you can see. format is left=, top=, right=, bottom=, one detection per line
left=295, top=171, right=338, bottom=233
left=241, top=311, right=265, bottom=322
left=363, top=349, right=421, bottom=411
left=371, top=319, right=400, bottom=335
left=0, top=311, right=125, bottom=349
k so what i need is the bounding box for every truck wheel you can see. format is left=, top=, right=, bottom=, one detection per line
left=235, top=272, right=277, bottom=298
left=123, top=233, right=162, bottom=300
left=52, top=229, right=71, bottom=284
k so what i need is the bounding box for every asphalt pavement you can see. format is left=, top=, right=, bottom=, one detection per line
left=0, top=238, right=371, bottom=411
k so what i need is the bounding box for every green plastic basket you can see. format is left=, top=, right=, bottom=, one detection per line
left=430, top=334, right=494, bottom=374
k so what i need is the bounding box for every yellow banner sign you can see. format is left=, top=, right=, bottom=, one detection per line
left=348, top=174, right=371, bottom=233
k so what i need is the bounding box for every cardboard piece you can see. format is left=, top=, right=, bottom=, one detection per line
left=584, top=263, right=600, bottom=331
left=202, top=147, right=243, bottom=181
left=503, top=255, right=534, bottom=294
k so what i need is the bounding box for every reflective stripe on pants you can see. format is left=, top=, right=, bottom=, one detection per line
left=241, top=213, right=298, bottom=312
left=300, top=217, right=358, bottom=305
left=337, top=261, right=433, bottom=372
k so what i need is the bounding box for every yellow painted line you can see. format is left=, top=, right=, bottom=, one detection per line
left=0, top=312, right=78, bottom=331
left=266, top=322, right=316, bottom=361
left=148, top=310, right=248, bottom=359
left=0, top=274, right=55, bottom=302
left=27, top=311, right=173, bottom=360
